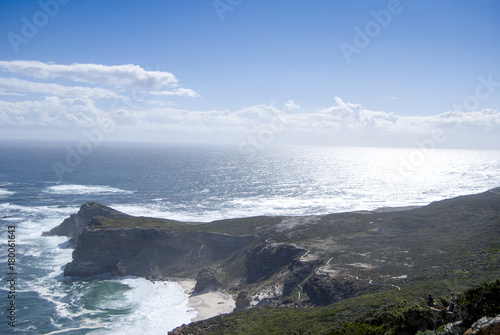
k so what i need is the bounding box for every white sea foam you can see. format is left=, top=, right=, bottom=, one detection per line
left=0, top=204, right=100, bottom=326
left=110, top=202, right=248, bottom=222
left=44, top=184, right=134, bottom=195
left=0, top=188, right=14, bottom=198
left=1, top=202, right=193, bottom=334
left=89, top=278, right=195, bottom=335
left=0, top=202, right=77, bottom=216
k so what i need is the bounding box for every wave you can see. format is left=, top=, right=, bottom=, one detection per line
left=0, top=202, right=77, bottom=220
left=88, top=278, right=195, bottom=334
left=0, top=188, right=15, bottom=198
left=110, top=194, right=432, bottom=224
left=0, top=201, right=193, bottom=334
left=44, top=184, right=134, bottom=195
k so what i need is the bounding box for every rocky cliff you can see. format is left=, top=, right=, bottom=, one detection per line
left=43, top=202, right=130, bottom=246
left=63, top=223, right=255, bottom=278
left=48, top=187, right=500, bottom=310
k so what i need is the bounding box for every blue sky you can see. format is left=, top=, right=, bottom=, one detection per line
left=0, top=0, right=499, bottom=148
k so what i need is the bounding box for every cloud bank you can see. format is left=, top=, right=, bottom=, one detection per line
left=0, top=60, right=198, bottom=97
left=0, top=60, right=499, bottom=149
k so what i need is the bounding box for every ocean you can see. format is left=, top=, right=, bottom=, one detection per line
left=1, top=141, right=500, bottom=334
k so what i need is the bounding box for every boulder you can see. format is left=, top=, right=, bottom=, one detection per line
left=235, top=291, right=251, bottom=311
left=464, top=315, right=500, bottom=335
left=194, top=268, right=224, bottom=292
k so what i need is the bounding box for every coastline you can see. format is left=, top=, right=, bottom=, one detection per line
left=177, top=279, right=236, bottom=322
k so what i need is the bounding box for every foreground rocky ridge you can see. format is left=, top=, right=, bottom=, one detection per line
left=47, top=188, right=500, bottom=312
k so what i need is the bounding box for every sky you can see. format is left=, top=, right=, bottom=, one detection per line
left=0, top=0, right=499, bottom=149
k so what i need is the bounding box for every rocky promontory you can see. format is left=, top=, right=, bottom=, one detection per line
left=47, top=187, right=500, bottom=311
left=42, top=201, right=130, bottom=246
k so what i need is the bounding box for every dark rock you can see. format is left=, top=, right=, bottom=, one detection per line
left=194, top=268, right=224, bottom=292
left=256, top=297, right=280, bottom=307
left=282, top=259, right=318, bottom=296
left=464, top=315, right=500, bottom=335
left=245, top=243, right=306, bottom=283
left=302, top=274, right=381, bottom=306
left=235, top=291, right=251, bottom=311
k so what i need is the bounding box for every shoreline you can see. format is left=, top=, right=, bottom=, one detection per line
left=177, top=279, right=236, bottom=322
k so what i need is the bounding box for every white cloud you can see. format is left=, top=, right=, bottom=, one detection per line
left=436, top=109, right=500, bottom=129
left=284, top=100, right=301, bottom=112
left=0, top=60, right=179, bottom=90
left=2, top=93, right=499, bottom=143
left=315, top=97, right=398, bottom=130
left=0, top=77, right=122, bottom=99
left=0, top=97, right=102, bottom=127
left=147, top=87, right=200, bottom=98
left=0, top=60, right=201, bottom=132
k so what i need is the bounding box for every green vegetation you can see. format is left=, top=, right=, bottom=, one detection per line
left=94, top=216, right=188, bottom=229
left=457, top=279, right=500, bottom=329
left=90, top=214, right=282, bottom=236
left=172, top=280, right=500, bottom=334
left=198, top=216, right=282, bottom=235
left=330, top=280, right=500, bottom=335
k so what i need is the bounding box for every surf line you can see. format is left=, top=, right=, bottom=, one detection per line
left=6, top=224, right=17, bottom=327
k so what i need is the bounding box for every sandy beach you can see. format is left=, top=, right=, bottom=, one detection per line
left=178, top=280, right=236, bottom=322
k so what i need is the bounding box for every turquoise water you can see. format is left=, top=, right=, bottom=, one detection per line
left=1, top=141, right=500, bottom=334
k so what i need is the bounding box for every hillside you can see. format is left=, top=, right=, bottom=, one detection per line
left=46, top=188, right=500, bottom=333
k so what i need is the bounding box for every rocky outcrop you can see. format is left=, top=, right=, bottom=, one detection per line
left=282, top=259, right=318, bottom=296
left=302, top=274, right=381, bottom=306
left=235, top=291, right=251, bottom=311
left=245, top=243, right=306, bottom=283
left=464, top=315, right=500, bottom=335
left=194, top=268, right=224, bottom=292
left=43, top=202, right=130, bottom=246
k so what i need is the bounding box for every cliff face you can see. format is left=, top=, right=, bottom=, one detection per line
left=302, top=273, right=381, bottom=305
left=245, top=243, right=306, bottom=283
left=64, top=228, right=255, bottom=278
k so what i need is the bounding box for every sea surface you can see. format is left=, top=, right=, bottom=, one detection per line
left=1, top=141, right=500, bottom=334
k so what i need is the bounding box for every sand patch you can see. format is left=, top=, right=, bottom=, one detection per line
left=178, top=280, right=236, bottom=322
